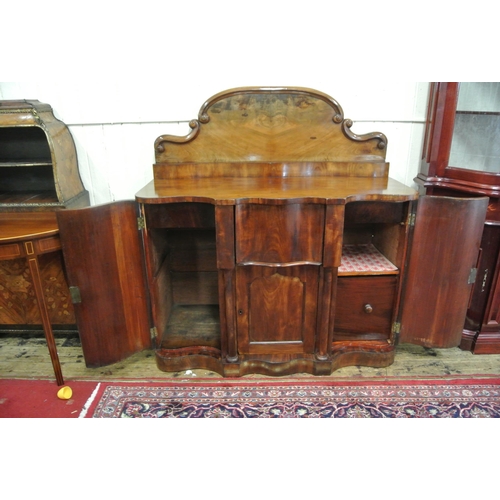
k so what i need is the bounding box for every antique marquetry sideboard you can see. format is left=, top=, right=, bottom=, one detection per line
left=56, top=87, right=488, bottom=376
left=0, top=100, right=89, bottom=335
left=0, top=212, right=66, bottom=385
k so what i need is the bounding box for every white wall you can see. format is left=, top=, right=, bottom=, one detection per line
left=2, top=2, right=451, bottom=205
left=0, top=81, right=429, bottom=205
left=4, top=0, right=497, bottom=207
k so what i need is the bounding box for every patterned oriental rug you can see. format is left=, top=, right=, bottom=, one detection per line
left=88, top=378, right=500, bottom=418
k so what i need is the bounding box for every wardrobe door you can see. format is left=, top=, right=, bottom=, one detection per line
left=56, top=201, right=151, bottom=367
left=400, top=195, right=488, bottom=348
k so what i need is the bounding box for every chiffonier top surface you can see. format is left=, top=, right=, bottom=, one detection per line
left=136, top=87, right=418, bottom=205
left=136, top=176, right=417, bottom=205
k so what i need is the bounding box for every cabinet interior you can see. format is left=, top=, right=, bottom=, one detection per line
left=144, top=203, right=221, bottom=350
left=334, top=201, right=409, bottom=342
left=0, top=126, right=57, bottom=204
left=145, top=200, right=410, bottom=350
left=341, top=200, right=408, bottom=272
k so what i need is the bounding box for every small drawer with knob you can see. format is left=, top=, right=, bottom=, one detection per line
left=334, top=276, right=397, bottom=338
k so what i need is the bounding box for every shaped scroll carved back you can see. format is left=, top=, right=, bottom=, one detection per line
left=154, top=87, right=387, bottom=165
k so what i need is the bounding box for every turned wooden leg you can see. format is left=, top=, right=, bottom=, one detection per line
left=26, top=242, right=65, bottom=386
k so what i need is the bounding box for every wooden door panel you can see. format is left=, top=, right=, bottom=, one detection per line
left=235, top=203, right=325, bottom=265
left=464, top=224, right=500, bottom=332
left=483, top=252, right=500, bottom=329
left=236, top=266, right=319, bottom=354
left=400, top=195, right=488, bottom=348
left=56, top=201, right=151, bottom=367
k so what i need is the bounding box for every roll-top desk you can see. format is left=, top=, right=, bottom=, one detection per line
left=56, top=87, right=488, bottom=376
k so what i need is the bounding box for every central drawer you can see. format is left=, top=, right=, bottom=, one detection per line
left=235, top=203, right=325, bottom=265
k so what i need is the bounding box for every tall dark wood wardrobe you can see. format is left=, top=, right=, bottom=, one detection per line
left=416, top=82, right=500, bottom=354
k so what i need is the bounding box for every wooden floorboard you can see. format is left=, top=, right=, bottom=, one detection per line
left=1, top=332, right=500, bottom=382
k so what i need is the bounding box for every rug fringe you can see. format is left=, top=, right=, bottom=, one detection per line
left=79, top=383, right=101, bottom=418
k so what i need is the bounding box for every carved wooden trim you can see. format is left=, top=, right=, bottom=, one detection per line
left=155, top=119, right=201, bottom=153
left=197, top=86, right=345, bottom=124
left=155, top=87, right=348, bottom=154
left=342, top=119, right=387, bottom=150
left=153, top=86, right=390, bottom=173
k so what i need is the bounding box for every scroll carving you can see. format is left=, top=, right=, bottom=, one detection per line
left=155, top=119, right=201, bottom=153
left=342, top=119, right=387, bottom=150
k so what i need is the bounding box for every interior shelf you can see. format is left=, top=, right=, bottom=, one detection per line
left=161, top=304, right=221, bottom=349
left=0, top=192, right=59, bottom=205
left=338, top=244, right=399, bottom=276
left=0, top=161, right=53, bottom=168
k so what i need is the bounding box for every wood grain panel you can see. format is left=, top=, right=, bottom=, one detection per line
left=334, top=276, right=397, bottom=337
left=171, top=272, right=219, bottom=305
left=400, top=196, right=488, bottom=348
left=236, top=266, right=319, bottom=354
left=0, top=243, right=22, bottom=260
left=235, top=203, right=324, bottom=265
left=36, top=236, right=61, bottom=254
left=0, top=252, right=75, bottom=326
left=154, top=89, right=387, bottom=164
left=56, top=201, right=151, bottom=367
left=144, top=202, right=215, bottom=229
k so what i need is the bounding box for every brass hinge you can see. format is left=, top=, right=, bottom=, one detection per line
left=137, top=216, right=145, bottom=230
left=468, top=268, right=478, bottom=285
left=150, top=326, right=157, bottom=339
left=150, top=327, right=158, bottom=348
left=69, top=286, right=82, bottom=304
left=392, top=322, right=401, bottom=334
left=407, top=212, right=416, bottom=227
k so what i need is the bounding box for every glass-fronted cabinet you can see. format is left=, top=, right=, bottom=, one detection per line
left=417, top=82, right=500, bottom=354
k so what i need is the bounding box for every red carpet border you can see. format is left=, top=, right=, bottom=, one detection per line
left=0, top=379, right=100, bottom=418
left=2, top=378, right=500, bottom=418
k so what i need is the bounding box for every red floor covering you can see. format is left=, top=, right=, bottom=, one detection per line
left=0, top=379, right=100, bottom=418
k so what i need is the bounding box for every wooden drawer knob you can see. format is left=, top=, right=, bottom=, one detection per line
left=364, top=304, right=373, bottom=314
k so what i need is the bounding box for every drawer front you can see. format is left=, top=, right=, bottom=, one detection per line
left=0, top=242, right=23, bottom=260
left=235, top=203, right=324, bottom=265
left=334, top=276, right=397, bottom=337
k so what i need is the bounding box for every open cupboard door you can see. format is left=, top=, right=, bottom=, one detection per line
left=56, top=201, right=151, bottom=367
left=400, top=195, right=488, bottom=348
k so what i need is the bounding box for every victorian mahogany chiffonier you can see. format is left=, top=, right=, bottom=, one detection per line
left=416, top=82, right=500, bottom=354
left=0, top=100, right=90, bottom=383
left=56, top=87, right=488, bottom=377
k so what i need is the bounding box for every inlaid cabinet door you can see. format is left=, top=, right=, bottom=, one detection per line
left=235, top=265, right=319, bottom=355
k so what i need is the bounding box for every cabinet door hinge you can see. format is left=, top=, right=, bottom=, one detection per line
left=150, top=327, right=158, bottom=348
left=137, top=216, right=145, bottom=230
left=69, top=286, right=82, bottom=304
left=392, top=322, right=401, bottom=334
left=407, top=212, right=416, bottom=227
left=468, top=268, right=478, bottom=285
